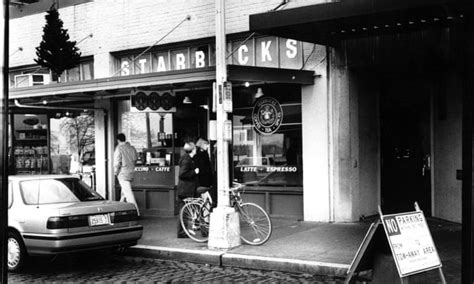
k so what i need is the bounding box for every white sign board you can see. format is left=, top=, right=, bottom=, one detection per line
left=381, top=211, right=442, bottom=277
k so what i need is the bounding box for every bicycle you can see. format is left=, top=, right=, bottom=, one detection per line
left=179, top=183, right=272, bottom=245
left=179, top=187, right=213, bottom=243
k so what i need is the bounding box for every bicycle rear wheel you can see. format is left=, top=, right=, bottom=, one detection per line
left=179, top=201, right=209, bottom=242
left=238, top=203, right=272, bottom=245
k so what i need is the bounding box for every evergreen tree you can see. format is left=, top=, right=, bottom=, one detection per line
left=35, top=4, right=81, bottom=81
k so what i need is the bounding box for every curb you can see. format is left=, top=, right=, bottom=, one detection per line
left=128, top=245, right=223, bottom=266
left=222, top=253, right=350, bottom=276
left=127, top=245, right=350, bottom=277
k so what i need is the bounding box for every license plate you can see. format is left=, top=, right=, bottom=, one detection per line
left=89, top=214, right=110, bottom=226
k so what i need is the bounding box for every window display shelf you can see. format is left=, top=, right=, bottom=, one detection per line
left=16, top=139, right=48, bottom=142
left=12, top=114, right=50, bottom=175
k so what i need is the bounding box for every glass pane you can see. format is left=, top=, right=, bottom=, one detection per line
left=121, top=112, right=148, bottom=152
left=150, top=113, right=173, bottom=148
left=152, top=51, right=170, bottom=73
left=231, top=38, right=254, bottom=66
left=81, top=62, right=93, bottom=80
left=117, top=100, right=176, bottom=168
left=170, top=48, right=189, bottom=70
left=134, top=53, right=152, bottom=74
left=20, top=180, right=40, bottom=204
left=13, top=114, right=49, bottom=175
left=279, top=38, right=303, bottom=69
left=255, top=36, right=278, bottom=68
left=49, top=114, right=95, bottom=175
left=119, top=56, right=133, bottom=76
left=232, top=91, right=303, bottom=187
left=67, top=66, right=81, bottom=82
left=190, top=45, right=209, bottom=69
left=38, top=179, right=79, bottom=204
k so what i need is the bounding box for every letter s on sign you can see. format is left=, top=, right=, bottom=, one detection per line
left=121, top=60, right=130, bottom=76
left=286, top=39, right=298, bottom=59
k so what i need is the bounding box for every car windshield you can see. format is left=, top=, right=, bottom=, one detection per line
left=20, top=178, right=104, bottom=205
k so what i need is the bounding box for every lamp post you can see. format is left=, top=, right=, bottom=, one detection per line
left=207, top=0, right=241, bottom=249
left=1, top=0, right=8, bottom=281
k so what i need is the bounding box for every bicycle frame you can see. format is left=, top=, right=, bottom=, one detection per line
left=180, top=182, right=272, bottom=245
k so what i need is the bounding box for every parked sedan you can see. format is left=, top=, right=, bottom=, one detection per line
left=8, top=175, right=143, bottom=272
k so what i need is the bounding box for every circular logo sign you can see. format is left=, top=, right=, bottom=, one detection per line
left=252, top=97, right=283, bottom=135
left=148, top=92, right=161, bottom=110
left=161, top=92, right=174, bottom=110
left=133, top=91, right=148, bottom=111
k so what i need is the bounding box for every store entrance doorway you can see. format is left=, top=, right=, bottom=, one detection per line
left=380, top=77, right=432, bottom=216
left=173, top=90, right=211, bottom=147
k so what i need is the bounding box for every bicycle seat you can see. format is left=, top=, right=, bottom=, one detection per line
left=196, top=186, right=211, bottom=194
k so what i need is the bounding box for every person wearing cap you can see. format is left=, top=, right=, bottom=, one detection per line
left=114, top=133, right=139, bottom=215
left=177, top=142, right=199, bottom=238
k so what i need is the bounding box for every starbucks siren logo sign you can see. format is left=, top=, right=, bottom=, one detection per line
left=252, top=97, right=283, bottom=135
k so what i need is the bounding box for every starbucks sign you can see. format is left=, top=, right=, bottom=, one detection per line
left=252, top=97, right=283, bottom=135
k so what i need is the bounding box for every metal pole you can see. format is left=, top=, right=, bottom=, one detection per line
left=462, top=12, right=474, bottom=284
left=207, top=0, right=240, bottom=249
left=0, top=0, right=8, bottom=282
left=215, top=0, right=229, bottom=208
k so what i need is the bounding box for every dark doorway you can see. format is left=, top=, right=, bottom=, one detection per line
left=173, top=90, right=211, bottom=146
left=380, top=78, right=432, bottom=215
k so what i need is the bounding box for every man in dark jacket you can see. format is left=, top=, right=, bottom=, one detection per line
left=177, top=142, right=199, bottom=238
left=194, top=138, right=216, bottom=207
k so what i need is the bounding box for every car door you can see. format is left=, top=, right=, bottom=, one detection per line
left=17, top=179, right=62, bottom=235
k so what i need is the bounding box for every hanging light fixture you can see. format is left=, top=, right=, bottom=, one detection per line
left=255, top=88, right=264, bottom=99
left=183, top=96, right=193, bottom=104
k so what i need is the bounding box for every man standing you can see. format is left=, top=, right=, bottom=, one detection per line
left=177, top=142, right=199, bottom=238
left=194, top=138, right=216, bottom=207
left=114, top=133, right=139, bottom=216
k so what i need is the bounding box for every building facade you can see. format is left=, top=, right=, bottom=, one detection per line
left=8, top=0, right=468, bottom=223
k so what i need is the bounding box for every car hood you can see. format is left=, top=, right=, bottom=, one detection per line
left=58, top=200, right=136, bottom=216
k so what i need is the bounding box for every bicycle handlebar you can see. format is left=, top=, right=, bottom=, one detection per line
left=229, top=182, right=245, bottom=192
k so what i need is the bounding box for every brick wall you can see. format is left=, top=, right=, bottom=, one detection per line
left=9, top=0, right=326, bottom=75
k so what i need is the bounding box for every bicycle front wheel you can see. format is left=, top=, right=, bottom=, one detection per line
left=238, top=203, right=272, bottom=245
left=180, top=201, right=209, bottom=242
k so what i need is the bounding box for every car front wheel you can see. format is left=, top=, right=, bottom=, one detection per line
left=8, top=231, right=26, bottom=272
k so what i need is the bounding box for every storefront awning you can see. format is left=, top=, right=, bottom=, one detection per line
left=249, top=0, right=473, bottom=45
left=9, top=67, right=218, bottom=101
left=9, top=65, right=314, bottom=107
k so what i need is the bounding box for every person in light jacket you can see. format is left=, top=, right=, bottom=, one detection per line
left=114, top=133, right=139, bottom=215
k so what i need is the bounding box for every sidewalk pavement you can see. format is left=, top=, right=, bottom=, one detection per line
left=127, top=216, right=461, bottom=282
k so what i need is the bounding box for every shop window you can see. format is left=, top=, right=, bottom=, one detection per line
left=12, top=114, right=50, bottom=175
left=117, top=100, right=174, bottom=167
left=49, top=113, right=95, bottom=175
left=232, top=84, right=303, bottom=187
left=9, top=59, right=93, bottom=88
left=60, top=59, right=94, bottom=82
